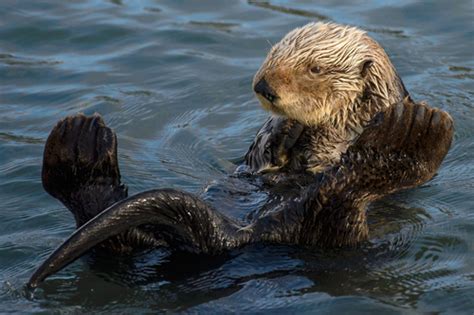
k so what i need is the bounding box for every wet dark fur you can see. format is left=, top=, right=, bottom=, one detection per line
left=28, top=99, right=453, bottom=288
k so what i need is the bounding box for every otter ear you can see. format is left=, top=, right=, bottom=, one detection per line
left=360, top=60, right=373, bottom=78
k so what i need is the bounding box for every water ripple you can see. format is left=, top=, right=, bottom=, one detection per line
left=0, top=0, right=473, bottom=314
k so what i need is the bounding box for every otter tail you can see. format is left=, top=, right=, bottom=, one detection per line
left=27, top=189, right=248, bottom=289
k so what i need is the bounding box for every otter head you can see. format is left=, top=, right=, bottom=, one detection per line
left=253, top=22, right=407, bottom=127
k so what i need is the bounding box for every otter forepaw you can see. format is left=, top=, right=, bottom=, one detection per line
left=244, top=116, right=304, bottom=173
left=42, top=113, right=125, bottom=205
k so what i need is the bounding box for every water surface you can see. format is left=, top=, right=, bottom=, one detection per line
left=0, top=0, right=473, bottom=313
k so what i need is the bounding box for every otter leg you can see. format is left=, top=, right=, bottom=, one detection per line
left=298, top=100, right=454, bottom=247
left=42, top=114, right=128, bottom=227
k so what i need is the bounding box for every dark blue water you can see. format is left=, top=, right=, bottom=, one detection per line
left=1, top=0, right=473, bottom=313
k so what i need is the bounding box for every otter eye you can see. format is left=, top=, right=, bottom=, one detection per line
left=310, top=66, right=321, bottom=74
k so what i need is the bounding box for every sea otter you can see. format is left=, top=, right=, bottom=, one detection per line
left=27, top=22, right=453, bottom=288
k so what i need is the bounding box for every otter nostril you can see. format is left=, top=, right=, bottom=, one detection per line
left=254, top=78, right=277, bottom=103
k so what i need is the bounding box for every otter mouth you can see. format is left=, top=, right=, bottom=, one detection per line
left=254, top=78, right=278, bottom=104
left=260, top=90, right=277, bottom=103
left=255, top=94, right=285, bottom=117
left=254, top=77, right=285, bottom=116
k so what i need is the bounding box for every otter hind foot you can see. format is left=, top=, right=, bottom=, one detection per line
left=346, top=99, right=454, bottom=199
left=357, top=100, right=453, bottom=176
left=42, top=113, right=128, bottom=227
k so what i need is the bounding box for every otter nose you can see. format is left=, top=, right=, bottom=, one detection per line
left=254, top=78, right=277, bottom=103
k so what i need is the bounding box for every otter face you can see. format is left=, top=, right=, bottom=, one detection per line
left=253, top=22, right=382, bottom=126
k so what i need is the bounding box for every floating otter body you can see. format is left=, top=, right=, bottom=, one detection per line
left=28, top=22, right=453, bottom=288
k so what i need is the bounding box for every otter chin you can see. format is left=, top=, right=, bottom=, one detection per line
left=26, top=22, right=453, bottom=289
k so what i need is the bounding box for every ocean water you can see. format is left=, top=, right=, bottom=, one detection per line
left=0, top=0, right=473, bottom=313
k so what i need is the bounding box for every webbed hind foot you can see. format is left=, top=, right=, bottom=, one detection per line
left=42, top=113, right=128, bottom=227
left=354, top=100, right=454, bottom=187
left=330, top=99, right=455, bottom=206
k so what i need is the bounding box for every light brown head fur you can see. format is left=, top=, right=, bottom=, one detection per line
left=253, top=22, right=408, bottom=132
